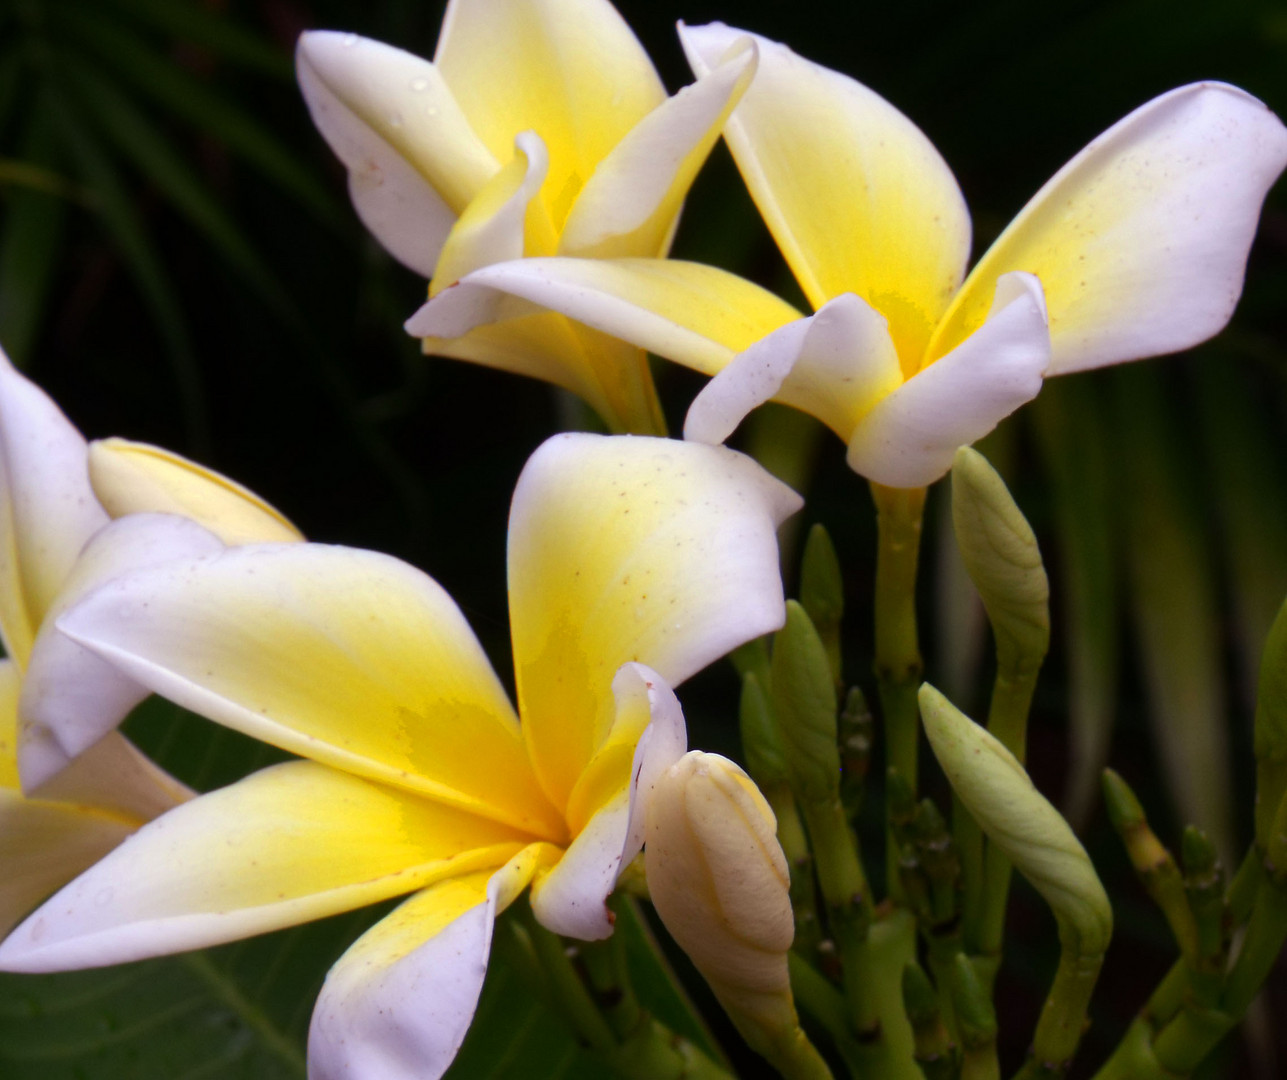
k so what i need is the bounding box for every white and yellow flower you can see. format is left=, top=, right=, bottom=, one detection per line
left=407, top=23, right=1287, bottom=487
left=298, top=0, right=758, bottom=434
left=0, top=432, right=800, bottom=1080
left=0, top=350, right=298, bottom=936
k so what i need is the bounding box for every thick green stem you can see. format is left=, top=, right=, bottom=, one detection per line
left=872, top=483, right=928, bottom=897
left=1014, top=932, right=1104, bottom=1080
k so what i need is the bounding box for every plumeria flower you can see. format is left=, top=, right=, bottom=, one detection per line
left=407, top=23, right=1287, bottom=487
left=0, top=433, right=800, bottom=1080
left=0, top=350, right=299, bottom=936
left=298, top=0, right=758, bottom=435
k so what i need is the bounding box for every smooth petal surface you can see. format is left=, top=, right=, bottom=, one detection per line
left=309, top=844, right=557, bottom=1080
left=0, top=658, right=20, bottom=788
left=529, top=792, right=625, bottom=939
left=408, top=257, right=802, bottom=376
left=619, top=663, right=688, bottom=869
left=435, top=0, right=665, bottom=233
left=19, top=514, right=225, bottom=788
left=89, top=438, right=302, bottom=545
left=0, top=349, right=108, bottom=666
left=56, top=543, right=564, bottom=837
left=930, top=83, right=1287, bottom=373
left=296, top=31, right=497, bottom=276
left=0, top=761, right=531, bottom=972
left=430, top=132, right=552, bottom=293
left=558, top=43, right=757, bottom=260
left=686, top=292, right=902, bottom=445
left=847, top=273, right=1050, bottom=487
left=27, top=732, right=191, bottom=823
left=0, top=790, right=136, bottom=939
left=680, top=23, right=970, bottom=370
left=509, top=434, right=800, bottom=812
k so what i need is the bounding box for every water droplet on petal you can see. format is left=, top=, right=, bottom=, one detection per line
left=410, top=78, right=429, bottom=91
left=341, top=33, right=359, bottom=47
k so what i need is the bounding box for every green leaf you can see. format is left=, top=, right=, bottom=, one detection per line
left=47, top=85, right=209, bottom=449
left=0, top=92, right=70, bottom=365
left=60, top=5, right=336, bottom=222
left=1029, top=375, right=1120, bottom=829
left=1112, top=366, right=1233, bottom=862
left=63, top=56, right=290, bottom=313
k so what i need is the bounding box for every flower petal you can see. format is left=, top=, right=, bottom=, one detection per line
left=19, top=513, right=225, bottom=788
left=55, top=543, right=564, bottom=837
left=509, top=433, right=800, bottom=812
left=0, top=761, right=531, bottom=972
left=679, top=22, right=970, bottom=369
left=407, top=256, right=802, bottom=377
left=685, top=292, right=902, bottom=445
left=0, top=789, right=136, bottom=939
left=618, top=663, right=688, bottom=869
left=430, top=132, right=554, bottom=293
left=435, top=0, right=665, bottom=233
left=309, top=844, right=556, bottom=1080
left=25, top=732, right=190, bottom=823
left=88, top=438, right=301, bottom=545
left=529, top=793, right=626, bottom=940
left=558, top=42, right=757, bottom=260
left=930, top=83, right=1287, bottom=374
left=0, top=658, right=20, bottom=788
left=296, top=31, right=497, bottom=276
left=0, top=348, right=108, bottom=665
left=846, top=273, right=1050, bottom=487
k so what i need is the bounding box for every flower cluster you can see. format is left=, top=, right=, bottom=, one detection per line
left=0, top=1, right=1283, bottom=1079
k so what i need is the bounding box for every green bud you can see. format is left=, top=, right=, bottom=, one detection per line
left=800, top=524, right=845, bottom=685
left=903, top=961, right=956, bottom=1078
left=770, top=601, right=840, bottom=805
left=1255, top=598, right=1287, bottom=849
left=920, top=684, right=1112, bottom=958
left=950, top=447, right=1050, bottom=676
left=838, top=687, right=872, bottom=820
left=1182, top=827, right=1227, bottom=989
left=740, top=672, right=789, bottom=791
left=948, top=952, right=997, bottom=1051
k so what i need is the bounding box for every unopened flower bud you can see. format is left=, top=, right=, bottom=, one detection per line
left=645, top=751, right=816, bottom=1069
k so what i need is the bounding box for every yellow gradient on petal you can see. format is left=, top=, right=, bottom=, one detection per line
left=0, top=659, right=19, bottom=789
left=62, top=544, right=566, bottom=838
left=89, top=439, right=301, bottom=546
left=562, top=672, right=652, bottom=835
left=436, top=0, right=665, bottom=233
left=689, top=27, right=969, bottom=375
left=427, top=311, right=664, bottom=436
left=509, top=436, right=797, bottom=811
left=0, top=789, right=136, bottom=936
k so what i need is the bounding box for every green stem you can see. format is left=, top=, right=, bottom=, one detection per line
left=1014, top=932, right=1104, bottom=1080
left=872, top=483, right=928, bottom=896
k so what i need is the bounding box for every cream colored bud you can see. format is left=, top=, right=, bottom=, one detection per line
left=89, top=438, right=302, bottom=545
left=644, top=751, right=798, bottom=1042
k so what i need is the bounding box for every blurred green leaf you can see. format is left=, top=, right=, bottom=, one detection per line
left=61, top=5, right=336, bottom=222
left=103, top=0, right=291, bottom=78
left=1030, top=375, right=1121, bottom=829
left=1113, top=365, right=1233, bottom=862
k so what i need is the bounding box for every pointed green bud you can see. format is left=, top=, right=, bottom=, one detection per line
left=950, top=447, right=1050, bottom=676
left=740, top=672, right=789, bottom=791
left=1181, top=827, right=1227, bottom=989
left=948, top=952, right=997, bottom=1051
left=1255, top=598, right=1287, bottom=849
left=800, top=524, right=845, bottom=685
left=770, top=601, right=840, bottom=805
left=920, top=684, right=1112, bottom=957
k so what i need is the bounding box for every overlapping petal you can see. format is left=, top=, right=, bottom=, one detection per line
left=680, top=22, right=970, bottom=371
left=434, top=0, right=665, bottom=232
left=558, top=42, right=757, bottom=260
left=309, top=844, right=557, bottom=1080
left=508, top=434, right=800, bottom=812
left=19, top=514, right=226, bottom=788
left=685, top=292, right=902, bottom=446
left=88, top=438, right=301, bottom=545
left=407, top=256, right=802, bottom=376
left=56, top=543, right=565, bottom=837
left=0, top=349, right=109, bottom=665
left=928, top=82, right=1287, bottom=372
left=0, top=761, right=532, bottom=972
left=847, top=274, right=1049, bottom=487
